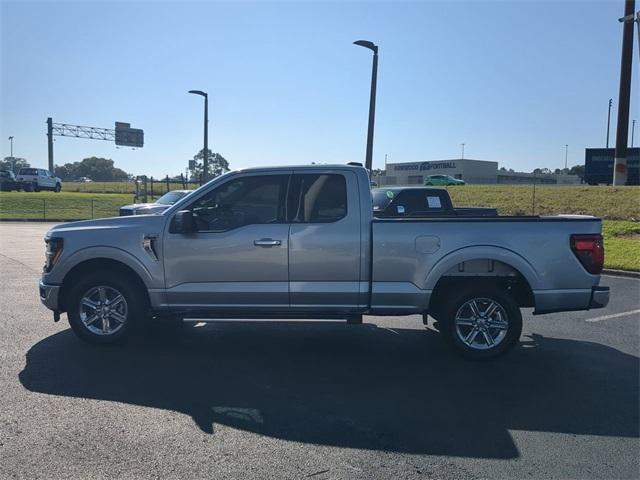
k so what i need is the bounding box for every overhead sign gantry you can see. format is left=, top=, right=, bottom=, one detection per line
left=46, top=117, right=144, bottom=171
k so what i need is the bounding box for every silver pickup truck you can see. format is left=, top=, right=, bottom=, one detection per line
left=39, top=164, right=609, bottom=359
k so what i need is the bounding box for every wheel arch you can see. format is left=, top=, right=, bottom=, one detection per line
left=425, top=246, right=539, bottom=313
left=58, top=257, right=150, bottom=313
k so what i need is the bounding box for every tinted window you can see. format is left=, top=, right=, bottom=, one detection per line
left=289, top=174, right=347, bottom=223
left=188, top=175, right=288, bottom=231
left=19, top=168, right=38, bottom=175
left=372, top=189, right=399, bottom=211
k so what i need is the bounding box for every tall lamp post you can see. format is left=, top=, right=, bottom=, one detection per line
left=632, top=119, right=637, bottom=147
left=606, top=99, right=613, bottom=148
left=565, top=144, right=569, bottom=170
left=353, top=40, right=378, bottom=172
left=8, top=136, right=14, bottom=172
left=188, top=90, right=209, bottom=182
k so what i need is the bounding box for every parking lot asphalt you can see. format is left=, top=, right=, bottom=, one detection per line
left=0, top=222, right=638, bottom=480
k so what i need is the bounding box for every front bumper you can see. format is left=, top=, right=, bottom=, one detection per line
left=39, top=281, right=61, bottom=311
left=589, top=286, right=610, bottom=309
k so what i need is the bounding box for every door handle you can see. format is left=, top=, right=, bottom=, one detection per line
left=254, top=238, right=282, bottom=247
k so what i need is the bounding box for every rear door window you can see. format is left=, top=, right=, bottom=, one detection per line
left=288, top=174, right=347, bottom=223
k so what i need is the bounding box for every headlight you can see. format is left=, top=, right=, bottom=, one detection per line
left=44, top=237, right=63, bottom=272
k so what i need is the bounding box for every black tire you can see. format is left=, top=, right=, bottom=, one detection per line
left=33, top=184, right=40, bottom=192
left=438, top=285, right=522, bottom=360
left=67, top=270, right=146, bottom=344
left=54, top=183, right=61, bottom=192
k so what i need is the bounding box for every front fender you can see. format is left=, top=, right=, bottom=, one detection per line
left=46, top=246, right=156, bottom=289
left=424, top=245, right=542, bottom=291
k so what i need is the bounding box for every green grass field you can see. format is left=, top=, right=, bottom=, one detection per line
left=1, top=185, right=639, bottom=270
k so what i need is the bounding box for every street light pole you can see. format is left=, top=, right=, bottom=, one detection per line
left=8, top=136, right=14, bottom=172
left=606, top=99, right=613, bottom=148
left=188, top=90, right=209, bottom=182
left=461, top=143, right=465, bottom=160
left=565, top=144, right=568, bottom=170
left=632, top=119, right=637, bottom=147
left=354, top=40, right=379, bottom=172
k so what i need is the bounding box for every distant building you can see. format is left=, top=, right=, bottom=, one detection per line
left=383, top=159, right=580, bottom=185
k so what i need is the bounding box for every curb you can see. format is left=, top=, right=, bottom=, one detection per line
left=602, top=268, right=640, bottom=279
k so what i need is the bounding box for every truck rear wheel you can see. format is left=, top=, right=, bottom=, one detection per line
left=67, top=271, right=144, bottom=344
left=439, top=286, right=522, bottom=360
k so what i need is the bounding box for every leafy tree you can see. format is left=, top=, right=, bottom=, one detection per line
left=54, top=157, right=129, bottom=181
left=569, top=164, right=585, bottom=180
left=0, top=157, right=29, bottom=173
left=189, top=149, right=230, bottom=180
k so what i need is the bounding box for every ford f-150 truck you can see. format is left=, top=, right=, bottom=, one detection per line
left=39, top=164, right=609, bottom=359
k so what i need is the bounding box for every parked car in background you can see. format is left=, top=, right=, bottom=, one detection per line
left=0, top=170, right=19, bottom=191
left=40, top=164, right=609, bottom=360
left=16, top=168, right=62, bottom=192
left=77, top=176, right=93, bottom=183
left=372, top=187, right=497, bottom=217
left=119, top=190, right=192, bottom=216
left=424, top=174, right=465, bottom=186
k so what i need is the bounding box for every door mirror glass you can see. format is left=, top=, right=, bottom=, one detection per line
left=170, top=210, right=195, bottom=234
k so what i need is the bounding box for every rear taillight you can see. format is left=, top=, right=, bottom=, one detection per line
left=570, top=234, right=604, bottom=274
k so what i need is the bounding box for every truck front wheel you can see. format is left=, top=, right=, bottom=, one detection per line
left=67, top=271, right=144, bottom=344
left=439, top=286, right=522, bottom=360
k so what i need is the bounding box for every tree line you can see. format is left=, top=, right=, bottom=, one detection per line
left=1, top=148, right=230, bottom=182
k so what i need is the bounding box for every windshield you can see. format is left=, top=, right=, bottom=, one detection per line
left=371, top=189, right=398, bottom=211
left=0, top=171, right=13, bottom=177
left=18, top=168, right=38, bottom=175
left=156, top=191, right=189, bottom=205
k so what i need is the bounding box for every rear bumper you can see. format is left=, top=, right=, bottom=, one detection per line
left=533, top=285, right=610, bottom=315
left=39, top=281, right=61, bottom=311
left=589, top=286, right=610, bottom=309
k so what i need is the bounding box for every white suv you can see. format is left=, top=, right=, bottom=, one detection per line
left=17, top=168, right=62, bottom=192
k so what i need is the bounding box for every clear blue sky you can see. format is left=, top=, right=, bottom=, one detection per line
left=1, top=0, right=638, bottom=177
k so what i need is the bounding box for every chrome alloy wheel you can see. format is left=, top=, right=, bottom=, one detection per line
left=79, top=286, right=128, bottom=336
left=454, top=297, right=509, bottom=350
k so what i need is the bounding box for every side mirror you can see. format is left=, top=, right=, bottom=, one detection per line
left=170, top=210, right=195, bottom=234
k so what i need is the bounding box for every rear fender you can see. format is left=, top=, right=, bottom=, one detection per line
left=424, top=245, right=541, bottom=292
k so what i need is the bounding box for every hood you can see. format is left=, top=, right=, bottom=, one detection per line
left=120, top=202, right=161, bottom=209
left=47, top=214, right=165, bottom=237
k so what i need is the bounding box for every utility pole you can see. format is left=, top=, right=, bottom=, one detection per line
left=47, top=117, right=54, bottom=172
left=606, top=99, right=613, bottom=148
left=632, top=119, right=637, bottom=147
left=8, top=136, right=13, bottom=157
left=613, top=0, right=636, bottom=185
left=565, top=144, right=569, bottom=170
left=461, top=143, right=465, bottom=160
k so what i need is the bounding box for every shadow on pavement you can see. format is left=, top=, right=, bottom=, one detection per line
left=19, top=322, right=639, bottom=459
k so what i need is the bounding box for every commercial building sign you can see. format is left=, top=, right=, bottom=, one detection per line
left=393, top=161, right=457, bottom=172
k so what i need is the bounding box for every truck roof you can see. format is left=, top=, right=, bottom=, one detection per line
left=234, top=164, right=366, bottom=173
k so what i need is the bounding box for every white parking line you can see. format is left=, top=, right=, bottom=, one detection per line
left=585, top=309, right=640, bottom=323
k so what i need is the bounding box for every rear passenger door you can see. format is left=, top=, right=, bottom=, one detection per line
left=288, top=171, right=362, bottom=311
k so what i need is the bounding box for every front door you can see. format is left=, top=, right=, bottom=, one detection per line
left=163, top=172, right=291, bottom=311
